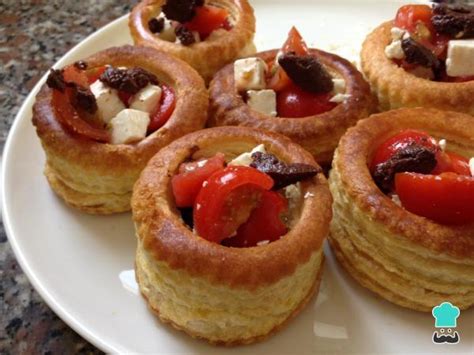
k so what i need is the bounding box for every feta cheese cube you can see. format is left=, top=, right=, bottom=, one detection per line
left=247, top=89, right=277, bottom=117
left=332, top=78, right=346, bottom=94
left=90, top=80, right=126, bottom=124
left=234, top=57, right=267, bottom=92
left=469, top=157, right=474, bottom=177
left=157, top=14, right=176, bottom=42
left=109, top=109, right=150, bottom=145
left=129, top=84, right=162, bottom=114
left=438, top=139, right=447, bottom=152
left=446, top=40, right=474, bottom=77
left=229, top=144, right=266, bottom=166
left=391, top=27, right=405, bottom=41
left=385, top=40, right=405, bottom=60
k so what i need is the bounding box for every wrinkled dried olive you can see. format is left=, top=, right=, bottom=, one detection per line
left=100, top=67, right=158, bottom=94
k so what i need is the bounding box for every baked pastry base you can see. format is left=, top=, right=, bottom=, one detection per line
left=328, top=108, right=474, bottom=312
left=209, top=49, right=376, bottom=166
left=361, top=21, right=474, bottom=115
left=129, top=0, right=256, bottom=82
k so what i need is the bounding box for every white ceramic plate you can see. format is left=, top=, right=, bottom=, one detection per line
left=3, top=1, right=474, bottom=353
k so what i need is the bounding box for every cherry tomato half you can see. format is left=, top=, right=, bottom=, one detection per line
left=432, top=151, right=471, bottom=176
left=223, top=190, right=288, bottom=247
left=194, top=166, right=274, bottom=243
left=148, top=85, right=176, bottom=133
left=184, top=5, right=229, bottom=39
left=171, top=153, right=226, bottom=208
left=394, top=5, right=434, bottom=36
left=277, top=82, right=337, bottom=118
left=395, top=172, right=474, bottom=225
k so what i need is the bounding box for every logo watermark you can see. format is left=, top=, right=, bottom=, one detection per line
left=432, top=302, right=460, bottom=345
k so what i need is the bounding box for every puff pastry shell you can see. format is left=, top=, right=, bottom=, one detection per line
left=361, top=21, right=474, bottom=115
left=132, top=126, right=332, bottom=345
left=329, top=108, right=474, bottom=312
left=32, top=45, right=208, bottom=214
left=129, top=0, right=256, bottom=83
left=208, top=49, right=377, bottom=166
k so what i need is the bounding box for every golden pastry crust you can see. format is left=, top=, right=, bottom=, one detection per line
left=132, top=126, right=332, bottom=344
left=32, top=45, right=208, bottom=214
left=361, top=21, right=474, bottom=114
left=329, top=108, right=474, bottom=312
left=129, top=0, right=256, bottom=83
left=208, top=49, right=377, bottom=165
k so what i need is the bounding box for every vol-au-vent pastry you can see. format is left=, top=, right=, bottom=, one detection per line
left=361, top=3, right=474, bottom=114
left=208, top=27, right=376, bottom=166
left=32, top=45, right=208, bottom=214
left=129, top=0, right=256, bottom=82
left=132, top=126, right=332, bottom=345
left=329, top=108, right=474, bottom=312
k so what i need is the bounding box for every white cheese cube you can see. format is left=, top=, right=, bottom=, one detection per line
left=385, top=40, right=405, bottom=60
left=234, top=57, right=267, bottom=92
left=247, top=89, right=277, bottom=117
left=438, top=139, right=447, bottom=152
left=332, top=78, right=346, bottom=94
left=391, top=27, right=406, bottom=41
left=469, top=157, right=474, bottom=177
left=129, top=84, right=162, bottom=114
left=109, top=109, right=150, bottom=145
left=90, top=80, right=126, bottom=124
left=446, top=40, right=474, bottom=77
left=157, top=14, right=176, bottom=42
left=229, top=144, right=266, bottom=166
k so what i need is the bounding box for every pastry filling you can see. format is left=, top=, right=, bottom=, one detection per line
left=233, top=27, right=347, bottom=118
left=386, top=3, right=474, bottom=82
left=45, top=62, right=176, bottom=144
left=171, top=144, right=321, bottom=247
left=148, top=0, right=233, bottom=46
left=370, top=129, right=474, bottom=225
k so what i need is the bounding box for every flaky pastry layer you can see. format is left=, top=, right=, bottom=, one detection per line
left=129, top=0, right=256, bottom=82
left=132, top=126, right=332, bottom=344
left=328, top=108, right=474, bottom=311
left=208, top=49, right=377, bottom=166
left=32, top=45, right=208, bottom=214
left=361, top=21, right=474, bottom=115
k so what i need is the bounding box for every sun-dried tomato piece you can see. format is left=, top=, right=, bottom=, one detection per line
left=250, top=152, right=321, bottom=190
left=99, top=67, right=158, bottom=94
left=432, top=4, right=474, bottom=38
left=278, top=53, right=334, bottom=93
left=162, top=0, right=204, bottom=23
left=372, top=143, right=437, bottom=192
left=175, top=25, right=196, bottom=45
left=46, top=69, right=66, bottom=92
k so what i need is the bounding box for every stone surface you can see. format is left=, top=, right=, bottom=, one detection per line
left=0, top=1, right=133, bottom=353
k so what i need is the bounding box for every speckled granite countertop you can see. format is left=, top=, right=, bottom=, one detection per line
left=0, top=1, right=133, bottom=353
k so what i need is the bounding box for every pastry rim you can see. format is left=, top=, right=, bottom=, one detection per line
left=131, top=126, right=332, bottom=290
left=360, top=21, right=474, bottom=113
left=208, top=48, right=377, bottom=163
left=32, top=45, right=208, bottom=175
left=334, top=107, right=474, bottom=259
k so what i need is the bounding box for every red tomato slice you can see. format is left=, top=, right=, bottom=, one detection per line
left=172, top=153, right=226, bottom=208
left=395, top=172, right=474, bottom=225
left=118, top=91, right=132, bottom=107
left=223, top=190, right=288, bottom=247
left=371, top=130, right=439, bottom=171
left=432, top=151, right=471, bottom=176
left=276, top=82, right=337, bottom=118
left=86, top=65, right=107, bottom=84
left=148, top=85, right=176, bottom=133
left=268, top=27, right=309, bottom=92
left=63, top=65, right=90, bottom=87
left=52, top=90, right=109, bottom=142
left=194, top=166, right=274, bottom=243
left=394, top=4, right=434, bottom=35
left=184, top=5, right=229, bottom=39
